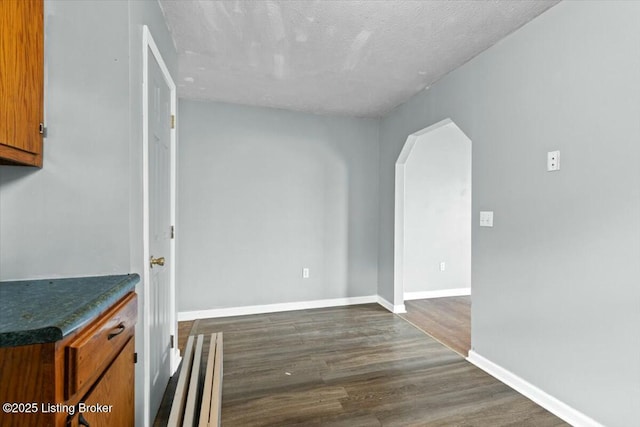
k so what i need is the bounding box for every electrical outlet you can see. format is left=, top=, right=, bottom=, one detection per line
left=440, top=262, right=446, bottom=272
left=547, top=150, right=560, bottom=171
left=302, top=268, right=310, bottom=279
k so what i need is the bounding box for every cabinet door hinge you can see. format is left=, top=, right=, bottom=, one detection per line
left=171, top=114, right=175, bottom=129
left=170, top=225, right=175, bottom=239
left=134, top=352, right=138, bottom=364
left=170, top=335, right=175, bottom=349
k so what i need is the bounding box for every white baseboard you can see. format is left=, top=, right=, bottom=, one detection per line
left=377, top=295, right=406, bottom=313
left=467, top=350, right=603, bottom=427
left=404, top=287, right=471, bottom=300
left=177, top=295, right=378, bottom=321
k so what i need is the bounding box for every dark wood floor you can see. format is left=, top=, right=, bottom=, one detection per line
left=156, top=304, right=565, bottom=426
left=177, top=319, right=194, bottom=355
left=399, top=296, right=471, bottom=357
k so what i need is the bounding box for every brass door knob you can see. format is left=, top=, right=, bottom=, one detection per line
left=150, top=256, right=165, bottom=268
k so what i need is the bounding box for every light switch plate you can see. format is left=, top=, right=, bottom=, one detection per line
left=480, top=211, right=494, bottom=227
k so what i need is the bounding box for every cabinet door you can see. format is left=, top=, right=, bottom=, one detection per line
left=0, top=0, right=44, bottom=167
left=73, top=338, right=135, bottom=427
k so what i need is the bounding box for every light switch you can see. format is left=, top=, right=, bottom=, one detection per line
left=479, top=211, right=494, bottom=227
left=547, top=150, right=560, bottom=171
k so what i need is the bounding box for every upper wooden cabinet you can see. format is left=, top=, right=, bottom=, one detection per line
left=0, top=0, right=44, bottom=167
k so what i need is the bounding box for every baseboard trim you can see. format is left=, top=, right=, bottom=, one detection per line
left=467, top=350, right=603, bottom=427
left=377, top=296, right=406, bottom=313
left=177, top=295, right=378, bottom=321
left=404, top=287, right=471, bottom=300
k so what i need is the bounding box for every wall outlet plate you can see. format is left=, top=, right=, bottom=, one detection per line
left=547, top=150, right=560, bottom=171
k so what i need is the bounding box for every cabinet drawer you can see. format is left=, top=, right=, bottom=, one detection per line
left=66, top=293, right=137, bottom=398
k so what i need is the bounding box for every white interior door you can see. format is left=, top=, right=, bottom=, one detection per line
left=148, top=47, right=172, bottom=420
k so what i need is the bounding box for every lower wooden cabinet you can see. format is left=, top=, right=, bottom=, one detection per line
left=0, top=293, right=137, bottom=427
left=67, top=339, right=135, bottom=427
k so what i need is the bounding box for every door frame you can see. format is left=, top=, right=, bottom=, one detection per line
left=142, top=25, right=179, bottom=426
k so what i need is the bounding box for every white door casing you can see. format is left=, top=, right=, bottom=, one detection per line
left=142, top=26, right=178, bottom=427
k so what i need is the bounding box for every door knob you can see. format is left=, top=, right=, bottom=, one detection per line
left=150, top=256, right=165, bottom=268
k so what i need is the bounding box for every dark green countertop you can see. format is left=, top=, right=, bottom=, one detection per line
left=0, top=274, right=139, bottom=347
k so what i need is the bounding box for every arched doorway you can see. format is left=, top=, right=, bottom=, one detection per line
left=394, top=119, right=472, bottom=354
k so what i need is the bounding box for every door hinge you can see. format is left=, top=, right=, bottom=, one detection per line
left=170, top=225, right=175, bottom=239
left=170, top=335, right=175, bottom=349
left=39, top=123, right=47, bottom=137
left=171, top=114, right=175, bottom=129
left=134, top=352, right=138, bottom=364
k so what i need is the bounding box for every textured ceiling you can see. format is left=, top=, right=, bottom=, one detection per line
left=158, top=0, right=560, bottom=118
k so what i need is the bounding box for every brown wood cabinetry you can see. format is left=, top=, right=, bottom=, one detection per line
left=68, top=340, right=135, bottom=427
left=0, top=0, right=44, bottom=167
left=0, top=293, right=137, bottom=427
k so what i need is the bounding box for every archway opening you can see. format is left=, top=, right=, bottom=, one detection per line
left=394, top=118, right=472, bottom=354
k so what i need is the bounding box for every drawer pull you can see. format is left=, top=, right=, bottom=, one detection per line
left=78, top=412, right=91, bottom=426
left=108, top=323, right=126, bottom=340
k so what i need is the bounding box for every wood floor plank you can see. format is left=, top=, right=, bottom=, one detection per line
left=223, top=385, right=349, bottom=426
left=156, top=303, right=566, bottom=426
left=177, top=320, right=195, bottom=356
left=400, top=296, right=471, bottom=356
left=285, top=412, right=382, bottom=427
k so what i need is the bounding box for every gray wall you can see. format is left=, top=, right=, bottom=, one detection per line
left=403, top=124, right=471, bottom=294
left=378, top=1, right=640, bottom=425
left=177, top=100, right=379, bottom=311
left=0, top=2, right=177, bottom=426
left=0, top=0, right=131, bottom=280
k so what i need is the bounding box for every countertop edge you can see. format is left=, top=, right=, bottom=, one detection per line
left=0, top=274, right=140, bottom=347
left=57, top=274, right=140, bottom=337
